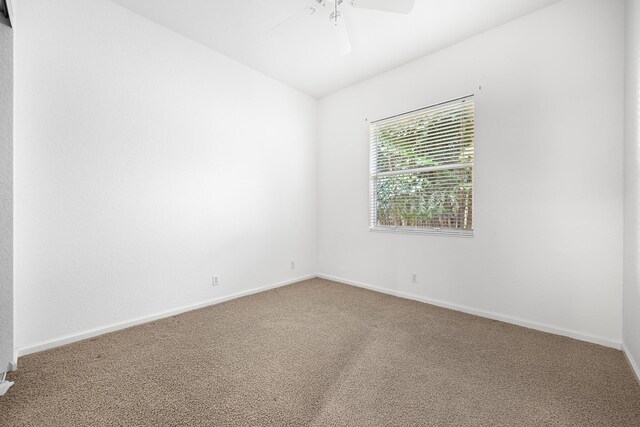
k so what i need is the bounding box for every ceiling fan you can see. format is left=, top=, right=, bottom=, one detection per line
left=268, top=0, right=415, bottom=56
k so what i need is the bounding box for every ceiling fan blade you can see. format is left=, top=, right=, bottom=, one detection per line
left=349, top=0, right=415, bottom=14
left=333, top=13, right=352, bottom=56
left=266, top=6, right=317, bottom=34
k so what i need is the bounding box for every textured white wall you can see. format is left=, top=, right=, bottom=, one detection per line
left=0, top=20, right=13, bottom=371
left=624, top=0, right=640, bottom=373
left=14, top=0, right=318, bottom=351
left=318, top=0, right=624, bottom=347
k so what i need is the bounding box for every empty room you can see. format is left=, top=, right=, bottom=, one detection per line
left=1, top=0, right=640, bottom=425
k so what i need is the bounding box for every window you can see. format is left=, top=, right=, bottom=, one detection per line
left=369, top=96, right=475, bottom=236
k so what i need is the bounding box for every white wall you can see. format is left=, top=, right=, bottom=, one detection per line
left=14, top=0, right=318, bottom=352
left=318, top=0, right=624, bottom=347
left=11, top=0, right=629, bottom=358
left=0, top=19, right=13, bottom=371
left=624, top=0, right=640, bottom=375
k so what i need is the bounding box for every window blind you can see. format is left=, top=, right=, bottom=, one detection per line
left=369, top=96, right=474, bottom=236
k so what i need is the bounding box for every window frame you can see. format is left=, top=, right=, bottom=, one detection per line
left=368, top=95, right=475, bottom=237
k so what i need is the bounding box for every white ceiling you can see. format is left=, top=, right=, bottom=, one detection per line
left=108, top=0, right=561, bottom=98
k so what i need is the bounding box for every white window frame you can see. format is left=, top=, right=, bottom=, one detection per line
left=369, top=96, right=475, bottom=237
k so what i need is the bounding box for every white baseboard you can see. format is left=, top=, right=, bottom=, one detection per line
left=317, top=274, right=622, bottom=350
left=15, top=273, right=624, bottom=357
left=622, top=344, right=640, bottom=385
left=16, top=274, right=315, bottom=357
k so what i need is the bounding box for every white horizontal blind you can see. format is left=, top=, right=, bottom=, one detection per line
left=369, top=96, right=474, bottom=235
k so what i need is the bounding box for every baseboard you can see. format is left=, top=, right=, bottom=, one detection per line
left=16, top=272, right=623, bottom=357
left=317, top=274, right=621, bottom=350
left=622, top=344, right=640, bottom=386
left=16, top=274, right=316, bottom=357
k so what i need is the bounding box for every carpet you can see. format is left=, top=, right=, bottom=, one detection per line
left=1, top=278, right=639, bottom=426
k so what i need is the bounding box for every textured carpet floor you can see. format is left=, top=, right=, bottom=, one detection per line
left=1, top=278, right=639, bottom=426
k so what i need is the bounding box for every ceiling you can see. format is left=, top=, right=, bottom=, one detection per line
left=108, top=0, right=561, bottom=98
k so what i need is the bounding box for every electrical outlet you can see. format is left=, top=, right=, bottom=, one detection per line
left=212, top=276, right=220, bottom=286
left=411, top=273, right=417, bottom=284
left=290, top=261, right=296, bottom=270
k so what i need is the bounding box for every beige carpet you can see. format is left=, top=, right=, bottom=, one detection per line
left=1, top=278, right=639, bottom=426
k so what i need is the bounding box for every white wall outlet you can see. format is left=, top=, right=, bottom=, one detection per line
left=411, top=273, right=417, bottom=284
left=290, top=261, right=296, bottom=270
left=212, top=276, right=220, bottom=286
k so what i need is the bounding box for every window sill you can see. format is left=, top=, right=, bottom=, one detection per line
left=369, top=226, right=474, bottom=238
